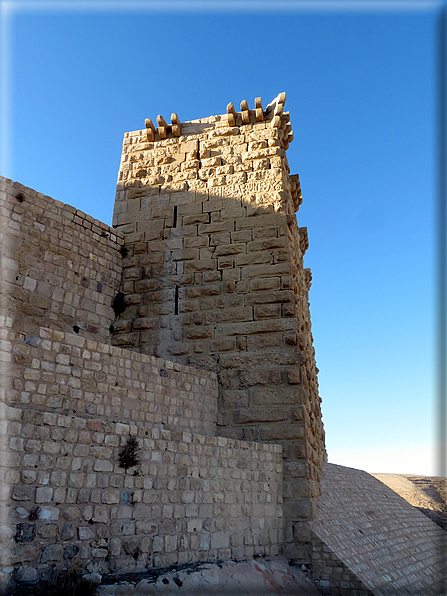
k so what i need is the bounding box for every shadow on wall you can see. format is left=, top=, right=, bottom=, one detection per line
left=109, top=180, right=316, bottom=446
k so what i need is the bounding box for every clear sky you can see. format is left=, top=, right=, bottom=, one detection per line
left=1, top=0, right=444, bottom=476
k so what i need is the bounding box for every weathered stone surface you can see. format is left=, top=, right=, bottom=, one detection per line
left=13, top=507, right=30, bottom=519
left=35, top=486, right=53, bottom=503
left=78, top=526, right=95, bottom=540
left=41, top=544, right=63, bottom=562
left=11, top=486, right=33, bottom=501
left=63, top=506, right=81, bottom=520
left=38, top=523, right=59, bottom=539
left=15, top=565, right=38, bottom=583
left=0, top=525, right=14, bottom=548
left=63, top=544, right=80, bottom=560
left=60, top=522, right=75, bottom=540
left=14, top=523, right=35, bottom=543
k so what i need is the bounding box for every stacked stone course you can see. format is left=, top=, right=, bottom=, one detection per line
left=0, top=323, right=217, bottom=435
left=0, top=318, right=283, bottom=581
left=0, top=177, right=123, bottom=343
left=312, top=463, right=447, bottom=595
left=311, top=534, right=374, bottom=596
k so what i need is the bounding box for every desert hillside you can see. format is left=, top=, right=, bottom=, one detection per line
left=371, top=473, right=447, bottom=530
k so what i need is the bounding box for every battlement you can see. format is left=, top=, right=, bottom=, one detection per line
left=137, top=93, right=294, bottom=149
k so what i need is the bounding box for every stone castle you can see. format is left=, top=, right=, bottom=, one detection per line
left=1, top=95, right=445, bottom=595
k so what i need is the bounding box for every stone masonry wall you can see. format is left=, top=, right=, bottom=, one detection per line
left=285, top=199, right=326, bottom=518
left=0, top=323, right=217, bottom=436
left=110, top=95, right=325, bottom=561
left=2, top=418, right=283, bottom=580
left=0, top=176, right=124, bottom=343
left=311, top=534, right=373, bottom=596
left=0, top=318, right=283, bottom=583
left=0, top=96, right=326, bottom=576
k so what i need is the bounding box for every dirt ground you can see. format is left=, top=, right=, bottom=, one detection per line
left=371, top=473, right=447, bottom=530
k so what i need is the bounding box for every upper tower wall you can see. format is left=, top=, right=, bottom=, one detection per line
left=111, top=95, right=326, bottom=562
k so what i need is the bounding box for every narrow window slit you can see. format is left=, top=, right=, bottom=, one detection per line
left=175, top=286, right=179, bottom=315
left=173, top=206, right=178, bottom=228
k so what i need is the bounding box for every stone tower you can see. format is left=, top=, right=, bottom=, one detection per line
left=111, top=94, right=326, bottom=561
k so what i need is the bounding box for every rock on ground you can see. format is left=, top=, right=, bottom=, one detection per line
left=97, top=557, right=320, bottom=595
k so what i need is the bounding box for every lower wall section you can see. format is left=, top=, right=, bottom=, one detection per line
left=1, top=416, right=283, bottom=580
left=312, top=463, right=447, bottom=596
left=311, top=533, right=373, bottom=596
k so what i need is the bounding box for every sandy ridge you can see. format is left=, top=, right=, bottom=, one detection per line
left=371, top=473, right=447, bottom=530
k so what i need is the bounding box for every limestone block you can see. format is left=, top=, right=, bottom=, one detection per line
left=247, top=237, right=287, bottom=252
left=101, top=489, right=120, bottom=504
left=38, top=506, right=60, bottom=520
left=35, top=487, right=53, bottom=503
left=217, top=255, right=233, bottom=269
left=284, top=367, right=302, bottom=387
left=38, top=523, right=59, bottom=539
left=233, top=407, right=289, bottom=425
left=251, top=386, right=300, bottom=406
left=11, top=486, right=33, bottom=501
left=41, top=544, right=63, bottom=562
left=253, top=305, right=281, bottom=320
left=246, top=290, right=293, bottom=306
left=283, top=499, right=312, bottom=521
left=23, top=277, right=37, bottom=291
left=260, top=424, right=304, bottom=441
left=240, top=262, right=291, bottom=279
left=226, top=103, right=236, bottom=127
left=213, top=243, right=246, bottom=257
left=211, top=532, right=229, bottom=550
left=184, top=259, right=216, bottom=273
left=78, top=526, right=95, bottom=541
left=15, top=565, right=38, bottom=583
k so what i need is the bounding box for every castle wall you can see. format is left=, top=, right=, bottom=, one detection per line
left=0, top=323, right=217, bottom=436
left=0, top=96, right=326, bottom=578
left=111, top=99, right=325, bottom=561
left=0, top=320, right=283, bottom=581
left=0, top=177, right=123, bottom=343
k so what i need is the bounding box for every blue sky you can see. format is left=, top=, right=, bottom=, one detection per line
left=1, top=1, right=444, bottom=475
